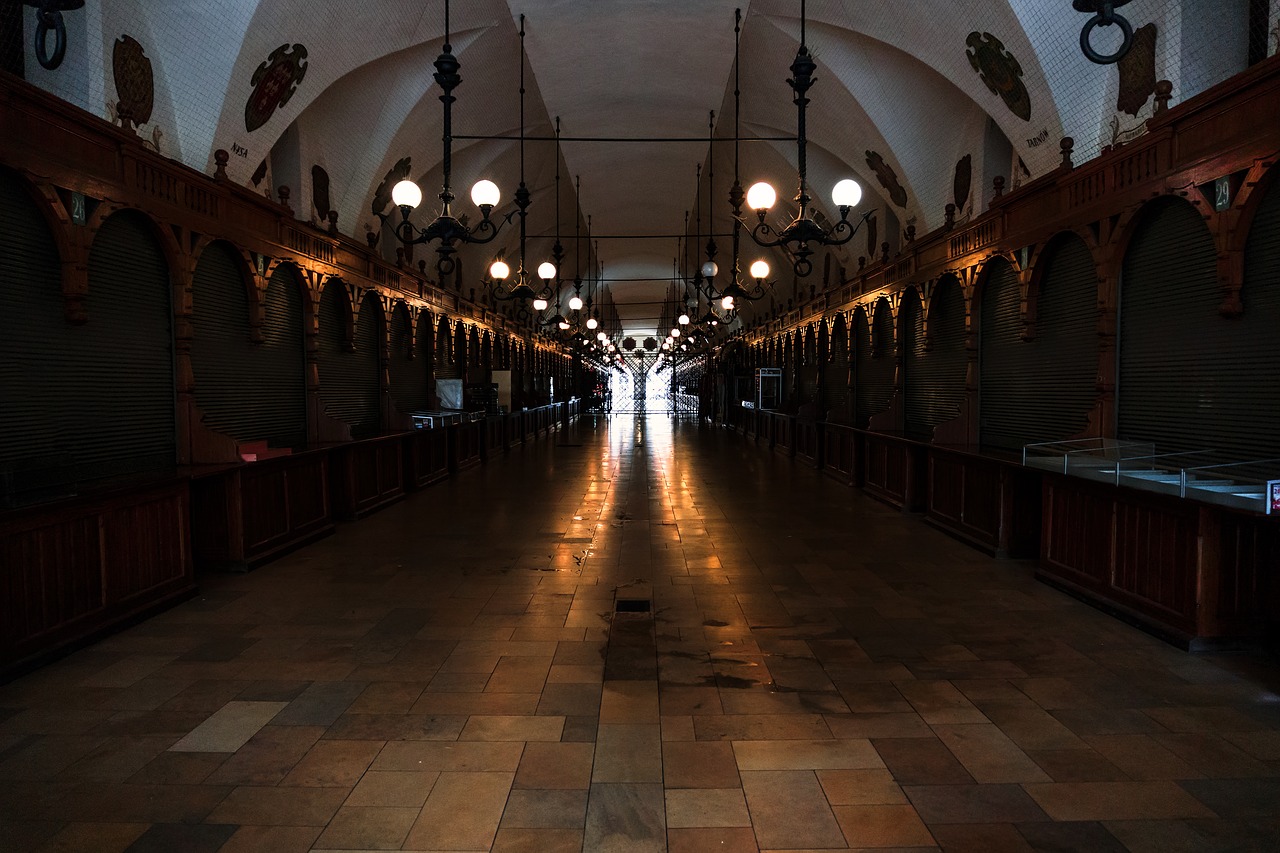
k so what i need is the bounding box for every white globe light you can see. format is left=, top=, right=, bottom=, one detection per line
left=470, top=179, right=500, bottom=208
left=597, top=331, right=607, bottom=341
left=677, top=313, right=690, bottom=325
left=392, top=180, right=423, bottom=209
left=700, top=260, right=719, bottom=279
left=608, top=344, right=616, bottom=352
left=558, top=320, right=570, bottom=330
left=831, top=178, right=862, bottom=209
left=537, top=262, right=556, bottom=281
left=746, top=181, right=777, bottom=211
left=587, top=317, right=599, bottom=330
left=569, top=295, right=583, bottom=311
left=532, top=297, right=549, bottom=311
left=489, top=259, right=510, bottom=280
left=721, top=295, right=735, bottom=310
left=662, top=341, right=671, bottom=350
left=680, top=343, right=687, bottom=351
left=750, top=259, right=770, bottom=280
left=671, top=328, right=680, bottom=337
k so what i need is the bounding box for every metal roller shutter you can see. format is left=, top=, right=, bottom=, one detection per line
left=78, top=212, right=176, bottom=482
left=1, top=173, right=77, bottom=503
left=318, top=282, right=380, bottom=439
left=1116, top=185, right=1280, bottom=468
left=856, top=300, right=895, bottom=426
left=980, top=260, right=1027, bottom=450
left=1119, top=199, right=1244, bottom=458
left=258, top=267, right=307, bottom=448
left=823, top=321, right=851, bottom=422
left=190, top=243, right=258, bottom=442
left=981, top=242, right=1098, bottom=451
left=435, top=318, right=458, bottom=380
left=906, top=278, right=968, bottom=441
left=901, top=289, right=926, bottom=439
left=389, top=305, right=428, bottom=413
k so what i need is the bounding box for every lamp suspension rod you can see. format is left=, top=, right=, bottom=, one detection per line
left=732, top=7, right=743, bottom=267
left=517, top=14, right=527, bottom=267
left=450, top=134, right=793, bottom=143
left=574, top=175, right=582, bottom=283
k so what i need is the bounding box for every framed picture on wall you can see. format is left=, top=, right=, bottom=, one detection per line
left=1268, top=480, right=1280, bottom=515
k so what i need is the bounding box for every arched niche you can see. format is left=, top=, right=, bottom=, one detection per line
left=318, top=279, right=380, bottom=438
left=389, top=301, right=428, bottom=414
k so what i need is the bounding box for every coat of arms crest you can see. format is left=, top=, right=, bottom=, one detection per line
left=245, top=44, right=309, bottom=133
left=966, top=32, right=1031, bottom=122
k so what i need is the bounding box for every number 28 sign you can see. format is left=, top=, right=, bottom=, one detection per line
left=1269, top=480, right=1280, bottom=516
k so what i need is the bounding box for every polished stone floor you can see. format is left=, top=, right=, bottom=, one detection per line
left=3, top=415, right=1280, bottom=852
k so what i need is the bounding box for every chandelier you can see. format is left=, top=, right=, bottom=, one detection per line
left=740, top=0, right=872, bottom=278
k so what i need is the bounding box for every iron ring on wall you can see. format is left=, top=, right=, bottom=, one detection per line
left=33, top=7, right=67, bottom=70
left=1079, top=7, right=1134, bottom=64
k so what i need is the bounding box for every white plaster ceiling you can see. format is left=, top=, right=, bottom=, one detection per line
left=34, top=0, right=1231, bottom=336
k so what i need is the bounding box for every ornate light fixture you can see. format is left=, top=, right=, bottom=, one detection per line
left=24, top=0, right=84, bottom=70
left=380, top=0, right=522, bottom=279
left=740, top=0, right=872, bottom=278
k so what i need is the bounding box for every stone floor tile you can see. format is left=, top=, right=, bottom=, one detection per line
left=1025, top=748, right=1129, bottom=782
left=311, top=805, right=419, bottom=850
left=460, top=714, right=565, bottom=742
left=592, top=724, right=662, bottom=783
left=347, top=682, right=426, bottom=714
left=204, top=785, right=349, bottom=826
left=873, top=737, right=975, bottom=785
left=583, top=782, right=666, bottom=853
left=824, top=712, right=934, bottom=739
left=345, top=770, right=437, bottom=808
left=403, top=770, right=514, bottom=850
left=167, top=701, right=288, bottom=753
left=904, top=784, right=1050, bottom=824
left=665, top=787, right=751, bottom=827
left=817, top=768, right=908, bottom=805
left=514, top=741, right=595, bottom=789
left=931, top=724, right=1051, bottom=784
left=126, top=751, right=226, bottom=785
left=693, top=714, right=832, bottom=741
left=667, top=827, right=760, bottom=853
left=732, top=738, right=884, bottom=771
left=927, top=822, right=1031, bottom=852
left=1177, top=778, right=1280, bottom=819
left=1021, top=781, right=1217, bottom=822
left=895, top=681, right=988, bottom=726
left=370, top=740, right=523, bottom=772
left=833, top=804, right=937, bottom=848
left=29, top=822, right=149, bottom=853
left=500, top=789, right=589, bottom=828
left=741, top=770, right=846, bottom=849
left=111, top=822, right=237, bottom=853
left=491, top=826, right=585, bottom=853
left=204, top=725, right=324, bottom=786
left=663, top=740, right=740, bottom=788
left=1014, top=820, right=1128, bottom=852
left=280, top=738, right=383, bottom=787
left=322, top=712, right=466, bottom=741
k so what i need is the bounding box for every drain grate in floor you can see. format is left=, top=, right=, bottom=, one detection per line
left=614, top=598, right=651, bottom=613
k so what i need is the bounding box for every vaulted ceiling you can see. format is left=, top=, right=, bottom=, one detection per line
left=24, top=0, right=1242, bottom=336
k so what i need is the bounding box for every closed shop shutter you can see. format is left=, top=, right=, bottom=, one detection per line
left=823, top=319, right=851, bottom=423
left=1118, top=198, right=1260, bottom=459
left=389, top=305, right=428, bottom=413
left=981, top=241, right=1097, bottom=451
left=258, top=266, right=307, bottom=448
left=436, top=318, right=459, bottom=380
left=1, top=173, right=78, bottom=502
left=857, top=300, right=895, bottom=426
left=901, top=288, right=926, bottom=439
left=906, top=278, right=968, bottom=441
left=1116, top=186, right=1280, bottom=466
left=77, top=212, right=176, bottom=482
left=190, top=243, right=259, bottom=443
left=318, top=282, right=380, bottom=438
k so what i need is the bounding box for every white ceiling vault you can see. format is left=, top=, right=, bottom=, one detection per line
left=22, top=0, right=1258, bottom=336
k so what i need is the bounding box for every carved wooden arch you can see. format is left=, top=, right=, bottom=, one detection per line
left=436, top=314, right=451, bottom=365
left=262, top=259, right=318, bottom=338
left=869, top=294, right=896, bottom=357
left=828, top=312, right=849, bottom=363
left=390, top=300, right=415, bottom=360
left=469, top=326, right=481, bottom=367
left=85, top=203, right=187, bottom=320
left=416, top=309, right=433, bottom=359
left=318, top=276, right=357, bottom=350
left=355, top=285, right=389, bottom=349
left=816, top=318, right=828, bottom=364
left=1108, top=192, right=1225, bottom=315
left=0, top=167, right=81, bottom=323
left=803, top=323, right=817, bottom=363
left=967, top=252, right=1024, bottom=345
left=898, top=285, right=927, bottom=356
left=1021, top=231, right=1099, bottom=341
left=454, top=321, right=467, bottom=368
left=482, top=329, right=493, bottom=369
left=190, top=236, right=261, bottom=341
left=925, top=273, right=966, bottom=343
left=1225, top=155, right=1280, bottom=311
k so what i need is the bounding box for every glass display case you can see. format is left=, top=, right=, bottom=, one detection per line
left=1023, top=438, right=1280, bottom=514
left=755, top=368, right=782, bottom=410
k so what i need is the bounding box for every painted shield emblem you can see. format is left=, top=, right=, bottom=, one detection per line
left=245, top=44, right=309, bottom=133
left=112, top=35, right=154, bottom=127
left=966, top=32, right=1031, bottom=122
left=1117, top=23, right=1158, bottom=116
left=953, top=154, right=972, bottom=210
left=865, top=151, right=908, bottom=208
